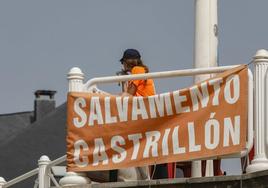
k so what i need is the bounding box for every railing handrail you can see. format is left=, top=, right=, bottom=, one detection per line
left=3, top=155, right=66, bottom=188
left=83, top=65, right=240, bottom=90
left=47, top=155, right=66, bottom=169
left=3, top=168, right=39, bottom=188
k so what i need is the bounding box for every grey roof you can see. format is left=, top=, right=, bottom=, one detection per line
left=0, top=103, right=67, bottom=182
left=0, top=111, right=33, bottom=147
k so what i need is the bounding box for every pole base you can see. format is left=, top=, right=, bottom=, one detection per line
left=246, top=157, right=268, bottom=173
left=205, top=160, right=214, bottom=177
left=59, top=172, right=91, bottom=187
left=191, top=160, right=202, bottom=177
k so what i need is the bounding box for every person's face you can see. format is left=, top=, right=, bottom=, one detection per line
left=122, top=59, right=138, bottom=72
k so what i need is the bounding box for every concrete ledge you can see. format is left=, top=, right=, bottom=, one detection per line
left=56, top=169, right=268, bottom=188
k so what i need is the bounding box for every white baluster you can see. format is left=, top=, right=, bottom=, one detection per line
left=0, top=177, right=6, bottom=188
left=59, top=67, right=91, bottom=187
left=38, top=155, right=50, bottom=188
left=246, top=49, right=268, bottom=173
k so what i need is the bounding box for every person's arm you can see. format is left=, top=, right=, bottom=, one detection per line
left=127, top=83, right=137, bottom=95
left=122, top=66, right=143, bottom=96
left=120, top=82, right=137, bottom=96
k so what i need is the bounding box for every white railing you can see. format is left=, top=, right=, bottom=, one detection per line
left=1, top=49, right=268, bottom=188
left=62, top=50, right=268, bottom=186
left=84, top=65, right=240, bottom=90
left=60, top=64, right=255, bottom=187
left=0, top=155, right=66, bottom=188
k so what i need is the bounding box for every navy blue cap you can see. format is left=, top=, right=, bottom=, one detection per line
left=120, top=49, right=141, bottom=63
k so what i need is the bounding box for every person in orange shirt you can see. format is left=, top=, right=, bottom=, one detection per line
left=118, top=49, right=170, bottom=180
left=114, top=49, right=156, bottom=181
left=120, top=49, right=156, bottom=97
left=119, top=49, right=174, bottom=180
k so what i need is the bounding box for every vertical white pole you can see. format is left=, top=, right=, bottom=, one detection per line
left=38, top=155, right=51, bottom=188
left=193, top=0, right=218, bottom=177
left=0, top=177, right=6, bottom=188
left=246, top=49, right=268, bottom=173
left=194, top=0, right=218, bottom=77
left=59, top=67, right=91, bottom=187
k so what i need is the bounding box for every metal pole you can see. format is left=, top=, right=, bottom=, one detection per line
left=192, top=0, right=218, bottom=177
left=194, top=0, right=218, bottom=73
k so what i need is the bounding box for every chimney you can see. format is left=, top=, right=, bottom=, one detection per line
left=34, top=90, right=57, bottom=121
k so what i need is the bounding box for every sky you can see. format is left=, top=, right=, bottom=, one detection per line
left=0, top=0, right=268, bottom=175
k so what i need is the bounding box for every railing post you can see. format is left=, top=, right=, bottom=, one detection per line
left=247, top=49, right=268, bottom=173
left=59, top=67, right=91, bottom=187
left=67, top=67, right=85, bottom=92
left=38, top=155, right=51, bottom=188
left=0, top=177, right=6, bottom=188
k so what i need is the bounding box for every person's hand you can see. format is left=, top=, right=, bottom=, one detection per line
left=123, top=82, right=128, bottom=92
left=121, top=92, right=131, bottom=97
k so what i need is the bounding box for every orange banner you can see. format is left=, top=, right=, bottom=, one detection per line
left=67, top=65, right=248, bottom=172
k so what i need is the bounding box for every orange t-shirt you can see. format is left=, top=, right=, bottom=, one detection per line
left=130, top=66, right=156, bottom=97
